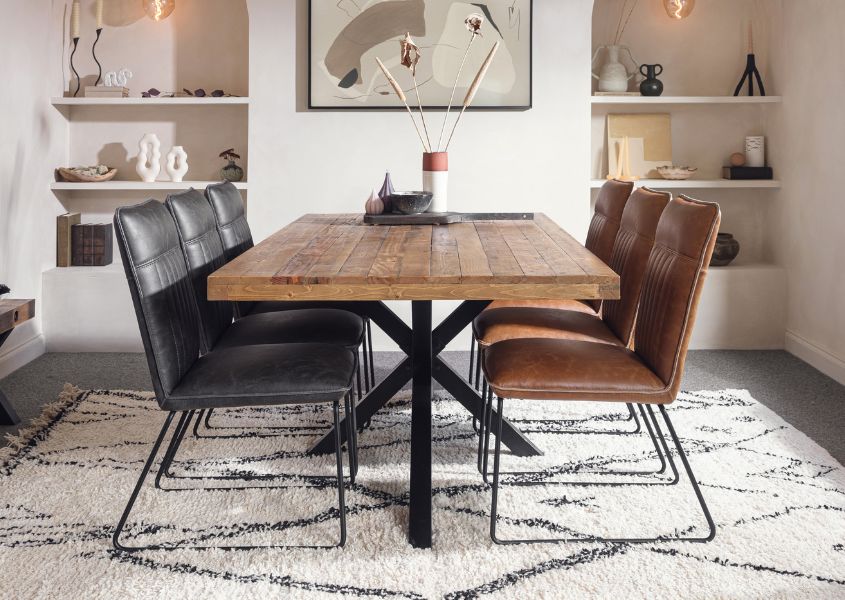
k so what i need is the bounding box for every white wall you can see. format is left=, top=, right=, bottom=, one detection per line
left=0, top=1, right=66, bottom=376
left=247, top=0, right=596, bottom=350
left=770, top=0, right=845, bottom=383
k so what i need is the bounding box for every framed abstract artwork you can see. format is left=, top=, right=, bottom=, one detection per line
left=308, top=0, right=532, bottom=110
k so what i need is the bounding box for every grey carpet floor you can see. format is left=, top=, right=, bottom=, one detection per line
left=2, top=350, right=843, bottom=463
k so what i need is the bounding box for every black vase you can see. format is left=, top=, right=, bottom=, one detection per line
left=710, top=233, right=740, bottom=267
left=639, top=64, right=664, bottom=97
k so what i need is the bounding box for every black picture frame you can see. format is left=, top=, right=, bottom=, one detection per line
left=307, top=0, right=533, bottom=111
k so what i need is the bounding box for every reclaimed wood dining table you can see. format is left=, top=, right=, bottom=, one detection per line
left=208, top=213, right=619, bottom=548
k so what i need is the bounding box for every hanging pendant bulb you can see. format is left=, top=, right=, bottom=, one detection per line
left=143, top=0, right=176, bottom=22
left=664, top=0, right=695, bottom=20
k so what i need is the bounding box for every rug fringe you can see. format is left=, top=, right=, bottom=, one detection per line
left=1, top=383, right=83, bottom=460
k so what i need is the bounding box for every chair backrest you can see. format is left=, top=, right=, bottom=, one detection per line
left=602, top=187, right=671, bottom=345
left=114, top=200, right=201, bottom=401
left=585, top=179, right=634, bottom=310
left=634, top=195, right=721, bottom=398
left=205, top=182, right=254, bottom=262
left=205, top=182, right=256, bottom=316
left=166, top=189, right=234, bottom=352
left=587, top=179, right=635, bottom=263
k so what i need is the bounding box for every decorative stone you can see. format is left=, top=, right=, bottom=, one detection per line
left=135, top=133, right=161, bottom=182
left=165, top=146, right=189, bottom=182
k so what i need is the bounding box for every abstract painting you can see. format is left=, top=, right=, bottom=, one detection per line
left=309, top=0, right=532, bottom=109
left=607, top=113, right=673, bottom=179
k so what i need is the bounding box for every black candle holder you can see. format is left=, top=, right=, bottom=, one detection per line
left=92, top=27, right=103, bottom=86
left=733, top=53, right=766, bottom=97
left=70, top=36, right=81, bottom=97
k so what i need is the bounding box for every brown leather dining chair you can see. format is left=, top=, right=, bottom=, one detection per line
left=468, top=179, right=634, bottom=388
left=474, top=187, right=671, bottom=471
left=481, top=195, right=720, bottom=544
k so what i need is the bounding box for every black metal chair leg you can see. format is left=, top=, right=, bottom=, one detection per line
left=113, top=412, right=176, bottom=551
left=155, top=411, right=193, bottom=489
left=367, top=319, right=376, bottom=386
left=344, top=393, right=358, bottom=484
left=361, top=331, right=371, bottom=394
left=468, top=337, right=476, bottom=384
left=192, top=409, right=205, bottom=438
left=333, top=399, right=348, bottom=548
left=479, top=398, right=669, bottom=484
left=488, top=398, right=715, bottom=545
left=474, top=347, right=483, bottom=391
left=114, top=402, right=349, bottom=551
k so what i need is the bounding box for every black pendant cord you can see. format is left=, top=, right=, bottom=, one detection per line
left=70, top=36, right=81, bottom=97
left=92, top=28, right=103, bottom=86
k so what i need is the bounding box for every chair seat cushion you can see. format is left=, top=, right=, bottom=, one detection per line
left=484, top=299, right=597, bottom=314
left=483, top=338, right=670, bottom=404
left=216, top=309, right=364, bottom=350
left=474, top=308, right=622, bottom=348
left=166, top=343, right=356, bottom=411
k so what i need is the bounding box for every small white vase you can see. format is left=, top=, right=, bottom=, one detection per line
left=136, top=133, right=161, bottom=183
left=166, top=146, right=189, bottom=182
left=745, top=136, right=765, bottom=168
left=423, top=152, right=448, bottom=213
left=592, top=45, right=635, bottom=93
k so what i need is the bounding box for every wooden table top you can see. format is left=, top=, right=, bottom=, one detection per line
left=0, top=299, right=35, bottom=334
left=208, top=214, right=620, bottom=302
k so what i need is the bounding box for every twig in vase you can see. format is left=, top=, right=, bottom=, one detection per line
left=437, top=14, right=484, bottom=152
left=375, top=57, right=430, bottom=152
left=445, top=41, right=500, bottom=151
left=400, top=33, right=432, bottom=152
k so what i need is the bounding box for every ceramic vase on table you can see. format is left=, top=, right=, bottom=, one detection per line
left=423, top=152, right=448, bottom=213
left=592, top=45, right=636, bottom=93
left=135, top=133, right=161, bottom=182
left=165, top=146, right=189, bottom=182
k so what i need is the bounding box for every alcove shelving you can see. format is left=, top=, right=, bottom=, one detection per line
left=590, top=0, right=786, bottom=349
left=43, top=0, right=250, bottom=352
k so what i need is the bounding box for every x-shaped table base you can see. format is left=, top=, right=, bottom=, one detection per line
left=308, top=300, right=542, bottom=548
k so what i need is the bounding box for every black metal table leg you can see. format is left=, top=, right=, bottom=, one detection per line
left=408, top=300, right=432, bottom=548
left=409, top=301, right=433, bottom=548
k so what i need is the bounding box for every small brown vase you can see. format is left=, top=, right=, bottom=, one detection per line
left=710, top=233, right=740, bottom=267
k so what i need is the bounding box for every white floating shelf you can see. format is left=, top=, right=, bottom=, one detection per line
left=51, top=97, right=249, bottom=106
left=590, top=179, right=781, bottom=190
left=51, top=181, right=248, bottom=191
left=591, top=95, right=781, bottom=105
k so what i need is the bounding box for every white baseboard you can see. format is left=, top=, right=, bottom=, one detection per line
left=785, top=330, right=845, bottom=386
left=0, top=333, right=46, bottom=379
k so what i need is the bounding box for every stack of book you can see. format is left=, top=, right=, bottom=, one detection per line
left=56, top=214, right=113, bottom=267
left=84, top=86, right=129, bottom=98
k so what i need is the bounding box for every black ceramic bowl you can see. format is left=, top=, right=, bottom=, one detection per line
left=388, top=191, right=433, bottom=215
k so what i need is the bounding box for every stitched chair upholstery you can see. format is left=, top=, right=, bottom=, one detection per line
left=114, top=200, right=357, bottom=411
left=167, top=189, right=364, bottom=352
left=474, top=187, right=670, bottom=349
left=483, top=195, right=720, bottom=404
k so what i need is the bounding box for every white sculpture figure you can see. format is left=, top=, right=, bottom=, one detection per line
left=165, top=146, right=189, bottom=182
left=135, top=133, right=161, bottom=182
left=104, top=68, right=133, bottom=87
